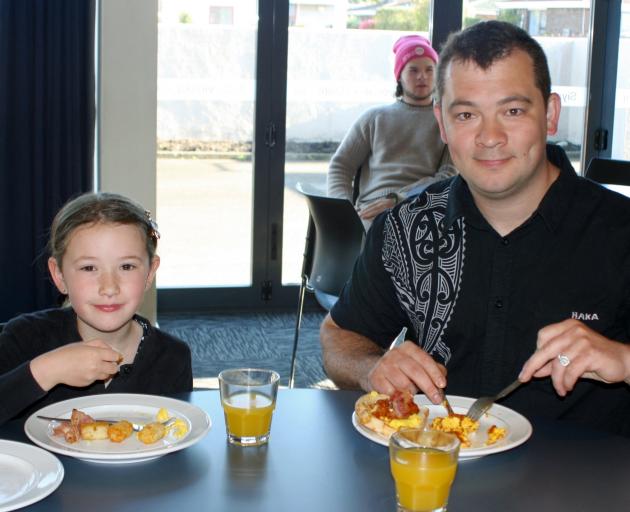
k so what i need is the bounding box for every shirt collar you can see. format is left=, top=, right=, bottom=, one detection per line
left=443, top=144, right=578, bottom=233
left=536, top=144, right=578, bottom=232
left=444, top=175, right=478, bottom=229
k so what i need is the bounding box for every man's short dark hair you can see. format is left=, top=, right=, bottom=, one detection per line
left=435, top=21, right=551, bottom=106
left=395, top=82, right=403, bottom=98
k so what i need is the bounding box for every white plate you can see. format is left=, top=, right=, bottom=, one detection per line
left=0, top=440, right=64, bottom=511
left=352, top=394, right=532, bottom=460
left=24, top=394, right=211, bottom=464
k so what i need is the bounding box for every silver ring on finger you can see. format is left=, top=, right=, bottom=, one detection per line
left=557, top=353, right=571, bottom=367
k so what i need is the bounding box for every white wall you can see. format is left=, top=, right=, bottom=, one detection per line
left=157, top=26, right=591, bottom=147
left=98, top=0, right=158, bottom=323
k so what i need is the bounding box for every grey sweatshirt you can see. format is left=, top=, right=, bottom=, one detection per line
left=327, top=100, right=454, bottom=208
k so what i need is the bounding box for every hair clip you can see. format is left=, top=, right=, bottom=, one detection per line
left=144, top=210, right=161, bottom=240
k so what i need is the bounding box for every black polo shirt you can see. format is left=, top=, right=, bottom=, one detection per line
left=331, top=145, right=630, bottom=436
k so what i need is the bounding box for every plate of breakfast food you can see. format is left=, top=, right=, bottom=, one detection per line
left=0, top=440, right=64, bottom=511
left=352, top=391, right=532, bottom=460
left=24, top=394, right=211, bottom=464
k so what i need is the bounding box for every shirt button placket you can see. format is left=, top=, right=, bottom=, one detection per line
left=481, top=236, right=512, bottom=391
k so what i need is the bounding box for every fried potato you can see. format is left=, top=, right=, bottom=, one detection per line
left=80, top=421, right=110, bottom=441
left=108, top=420, right=134, bottom=443
left=137, top=422, right=166, bottom=444
left=156, top=407, right=170, bottom=422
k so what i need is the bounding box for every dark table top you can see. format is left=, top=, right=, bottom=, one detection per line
left=1, top=388, right=630, bottom=512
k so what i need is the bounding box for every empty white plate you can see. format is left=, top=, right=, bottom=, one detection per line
left=0, top=440, right=64, bottom=511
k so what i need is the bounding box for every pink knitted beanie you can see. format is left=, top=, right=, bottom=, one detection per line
left=393, top=35, right=438, bottom=80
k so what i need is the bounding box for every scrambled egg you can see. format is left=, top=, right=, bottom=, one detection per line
left=169, top=418, right=189, bottom=439
left=387, top=414, right=424, bottom=430
left=155, top=408, right=189, bottom=439
left=431, top=414, right=480, bottom=448
left=431, top=414, right=508, bottom=447
left=486, top=425, right=507, bottom=445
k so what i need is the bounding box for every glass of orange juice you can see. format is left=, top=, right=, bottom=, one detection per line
left=389, top=428, right=460, bottom=512
left=218, top=368, right=279, bottom=446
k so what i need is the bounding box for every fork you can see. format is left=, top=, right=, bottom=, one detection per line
left=437, top=389, right=456, bottom=417
left=466, top=379, right=523, bottom=421
left=37, top=415, right=176, bottom=432
left=388, top=327, right=408, bottom=350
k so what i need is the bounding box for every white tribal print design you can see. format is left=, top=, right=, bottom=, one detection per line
left=382, top=185, right=465, bottom=364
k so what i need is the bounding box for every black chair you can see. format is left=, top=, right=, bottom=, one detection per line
left=585, top=157, right=630, bottom=186
left=289, top=184, right=365, bottom=388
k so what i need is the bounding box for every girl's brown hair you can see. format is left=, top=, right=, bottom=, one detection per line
left=48, top=192, right=160, bottom=266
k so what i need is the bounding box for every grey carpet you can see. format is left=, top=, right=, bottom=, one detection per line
left=158, top=310, right=334, bottom=388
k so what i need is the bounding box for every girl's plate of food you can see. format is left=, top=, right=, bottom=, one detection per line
left=0, top=439, right=64, bottom=511
left=352, top=392, right=532, bottom=460
left=25, top=393, right=211, bottom=464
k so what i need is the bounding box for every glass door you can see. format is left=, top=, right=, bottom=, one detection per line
left=154, top=1, right=619, bottom=311
left=156, top=1, right=257, bottom=290
left=282, top=1, right=432, bottom=284
left=155, top=0, right=294, bottom=310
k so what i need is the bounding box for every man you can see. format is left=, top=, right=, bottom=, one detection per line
left=320, top=21, right=630, bottom=436
left=327, top=34, right=454, bottom=229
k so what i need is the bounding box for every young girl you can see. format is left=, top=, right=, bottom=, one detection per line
left=0, top=192, right=192, bottom=425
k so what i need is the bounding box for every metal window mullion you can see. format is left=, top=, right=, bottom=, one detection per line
left=430, top=0, right=463, bottom=51
left=252, top=0, right=280, bottom=297
left=583, top=0, right=621, bottom=168
left=252, top=0, right=289, bottom=304
left=266, top=0, right=289, bottom=296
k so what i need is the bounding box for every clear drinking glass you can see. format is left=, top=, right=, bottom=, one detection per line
left=389, top=429, right=460, bottom=512
left=218, top=368, right=279, bottom=446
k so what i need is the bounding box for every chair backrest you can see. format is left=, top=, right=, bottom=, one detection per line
left=296, top=184, right=365, bottom=297
left=585, top=157, right=630, bottom=186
